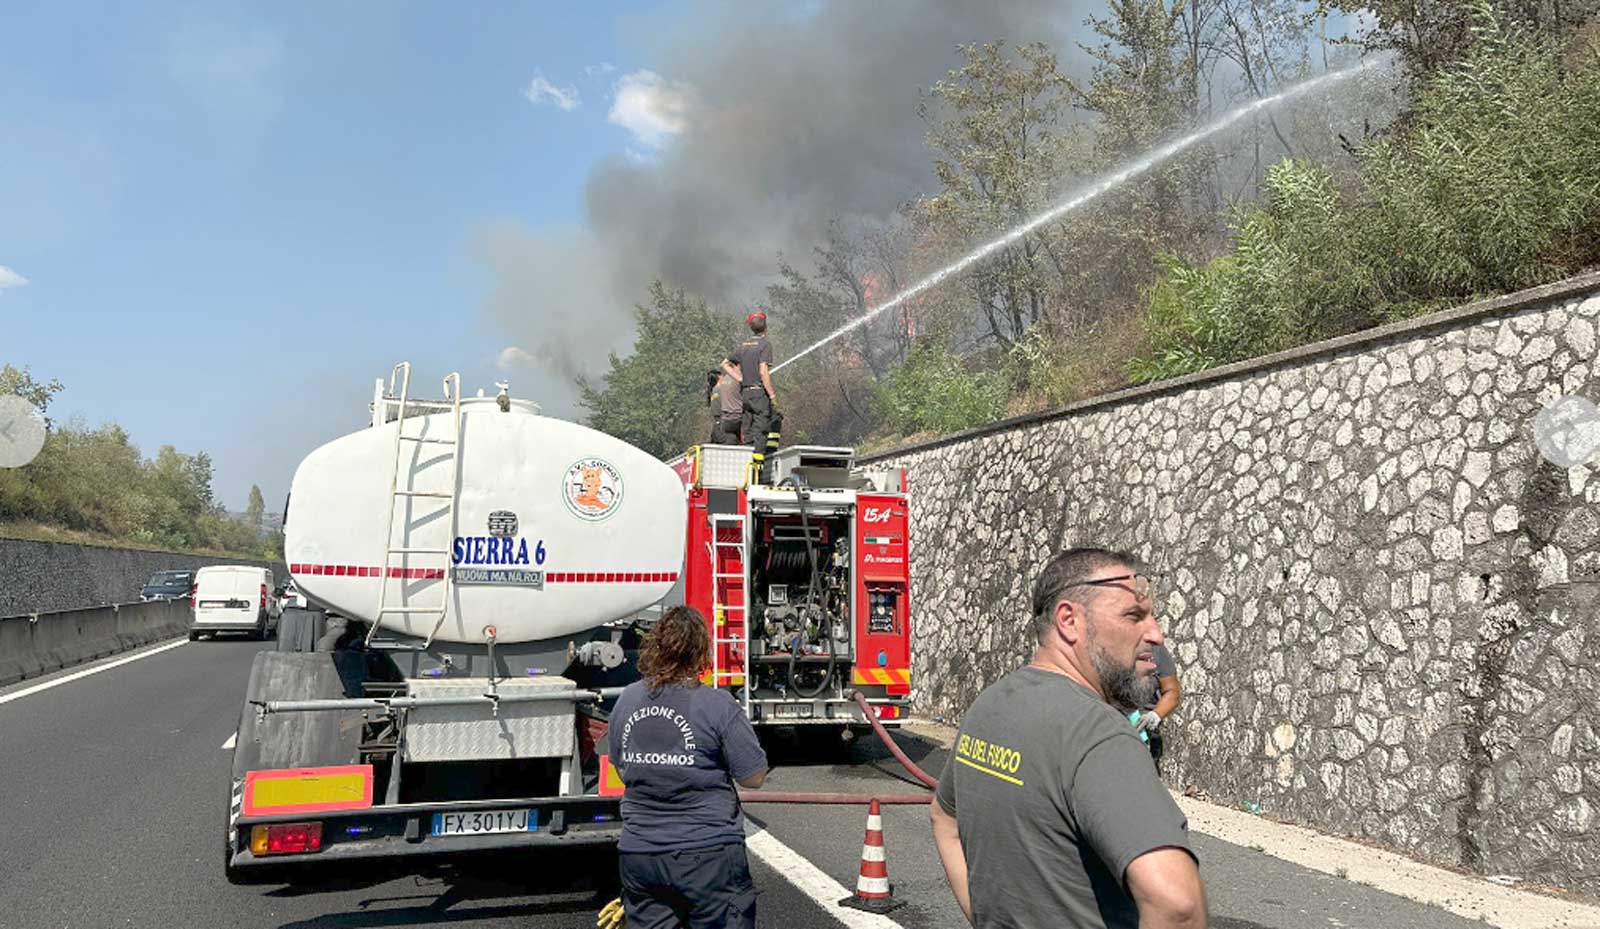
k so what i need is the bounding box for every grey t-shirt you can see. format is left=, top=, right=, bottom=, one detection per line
left=610, top=680, right=768, bottom=854
left=726, top=336, right=773, bottom=391
left=715, top=376, right=742, bottom=416
left=935, top=666, right=1194, bottom=929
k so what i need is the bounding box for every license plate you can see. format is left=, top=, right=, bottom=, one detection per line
left=774, top=703, right=813, bottom=719
left=431, top=809, right=537, bottom=837
left=199, top=600, right=228, bottom=609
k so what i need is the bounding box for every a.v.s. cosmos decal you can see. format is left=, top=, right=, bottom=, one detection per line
left=563, top=458, right=624, bottom=522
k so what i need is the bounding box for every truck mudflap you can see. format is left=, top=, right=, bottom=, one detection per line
left=226, top=794, right=622, bottom=883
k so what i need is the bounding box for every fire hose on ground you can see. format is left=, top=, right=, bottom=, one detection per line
left=599, top=690, right=936, bottom=927
left=735, top=691, right=939, bottom=805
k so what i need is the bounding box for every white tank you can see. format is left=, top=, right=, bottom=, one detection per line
left=285, top=394, right=686, bottom=645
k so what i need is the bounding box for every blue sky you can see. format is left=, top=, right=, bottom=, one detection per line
left=2, top=1, right=677, bottom=509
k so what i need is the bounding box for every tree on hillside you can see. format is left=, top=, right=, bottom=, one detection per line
left=578, top=283, right=734, bottom=459
left=1206, top=1, right=1321, bottom=188
left=1080, top=2, right=1196, bottom=156
left=0, top=364, right=64, bottom=426
left=1065, top=1, right=1217, bottom=321
left=917, top=42, right=1078, bottom=348
left=247, top=485, right=265, bottom=533
left=1321, top=0, right=1600, bottom=76
left=760, top=218, right=922, bottom=446
left=187, top=452, right=216, bottom=510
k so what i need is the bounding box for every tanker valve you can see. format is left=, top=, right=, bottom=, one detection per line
left=569, top=641, right=625, bottom=670
left=483, top=625, right=501, bottom=713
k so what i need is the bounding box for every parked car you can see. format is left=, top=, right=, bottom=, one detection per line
left=140, top=570, right=195, bottom=603
left=278, top=577, right=306, bottom=610
left=190, top=565, right=281, bottom=641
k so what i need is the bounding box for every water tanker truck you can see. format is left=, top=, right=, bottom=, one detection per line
left=225, top=362, right=912, bottom=884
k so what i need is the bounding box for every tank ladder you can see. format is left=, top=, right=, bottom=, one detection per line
left=709, top=512, right=751, bottom=716
left=367, top=362, right=463, bottom=647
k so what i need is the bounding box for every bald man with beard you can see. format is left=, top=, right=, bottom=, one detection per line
left=931, top=548, right=1207, bottom=929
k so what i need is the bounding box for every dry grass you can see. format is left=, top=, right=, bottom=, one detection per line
left=0, top=522, right=251, bottom=559
left=1011, top=304, right=1150, bottom=412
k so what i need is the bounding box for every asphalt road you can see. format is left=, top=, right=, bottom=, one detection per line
left=0, top=639, right=1495, bottom=929
left=753, top=733, right=1495, bottom=929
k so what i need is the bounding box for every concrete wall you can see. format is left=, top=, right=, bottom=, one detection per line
left=0, top=599, right=191, bottom=686
left=868, top=273, right=1600, bottom=893
left=0, top=538, right=285, bottom=618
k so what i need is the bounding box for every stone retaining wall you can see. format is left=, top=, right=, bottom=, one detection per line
left=0, top=537, right=285, bottom=618
left=869, top=273, right=1600, bottom=893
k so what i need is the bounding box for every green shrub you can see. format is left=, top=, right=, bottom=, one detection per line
left=1360, top=4, right=1600, bottom=307
left=1129, top=2, right=1600, bottom=383
left=873, top=343, right=1007, bottom=434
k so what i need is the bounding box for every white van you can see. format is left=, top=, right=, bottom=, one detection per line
left=190, top=565, right=281, bottom=640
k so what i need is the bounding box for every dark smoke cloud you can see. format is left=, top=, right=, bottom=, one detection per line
left=481, top=0, right=1090, bottom=415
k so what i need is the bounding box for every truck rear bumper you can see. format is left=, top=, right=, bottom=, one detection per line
left=228, top=797, right=622, bottom=884
left=747, top=694, right=910, bottom=726
left=192, top=610, right=265, bottom=632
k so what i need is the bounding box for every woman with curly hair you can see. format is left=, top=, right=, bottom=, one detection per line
left=607, top=605, right=768, bottom=929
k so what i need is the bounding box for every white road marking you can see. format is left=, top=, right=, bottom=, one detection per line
left=0, top=639, right=187, bottom=706
left=222, top=732, right=237, bottom=750
left=745, top=824, right=904, bottom=929
left=1176, top=794, right=1600, bottom=929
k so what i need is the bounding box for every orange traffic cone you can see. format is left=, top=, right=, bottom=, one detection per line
left=839, top=799, right=906, bottom=914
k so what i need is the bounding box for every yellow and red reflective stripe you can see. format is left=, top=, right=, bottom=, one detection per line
left=598, top=754, right=625, bottom=797
left=242, top=765, right=374, bottom=817
left=851, top=668, right=911, bottom=686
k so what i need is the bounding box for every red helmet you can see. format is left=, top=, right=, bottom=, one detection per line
left=746, top=310, right=767, bottom=326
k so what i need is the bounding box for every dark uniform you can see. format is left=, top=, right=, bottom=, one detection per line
left=725, top=335, right=774, bottom=456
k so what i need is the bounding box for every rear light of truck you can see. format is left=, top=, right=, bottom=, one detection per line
left=260, top=584, right=268, bottom=609
left=250, top=822, right=323, bottom=856
left=874, top=704, right=902, bottom=720
left=190, top=583, right=197, bottom=606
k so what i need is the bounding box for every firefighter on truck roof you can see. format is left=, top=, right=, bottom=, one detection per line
left=707, top=364, right=743, bottom=445
left=722, top=310, right=777, bottom=478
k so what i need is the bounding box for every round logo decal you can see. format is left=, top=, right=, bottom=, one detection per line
left=562, top=457, right=624, bottom=522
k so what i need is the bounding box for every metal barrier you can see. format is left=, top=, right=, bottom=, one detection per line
left=0, top=599, right=189, bottom=687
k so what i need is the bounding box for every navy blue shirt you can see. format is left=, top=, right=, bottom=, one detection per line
left=610, top=680, right=768, bottom=853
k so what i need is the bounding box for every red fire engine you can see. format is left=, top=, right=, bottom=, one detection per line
left=666, top=444, right=913, bottom=735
